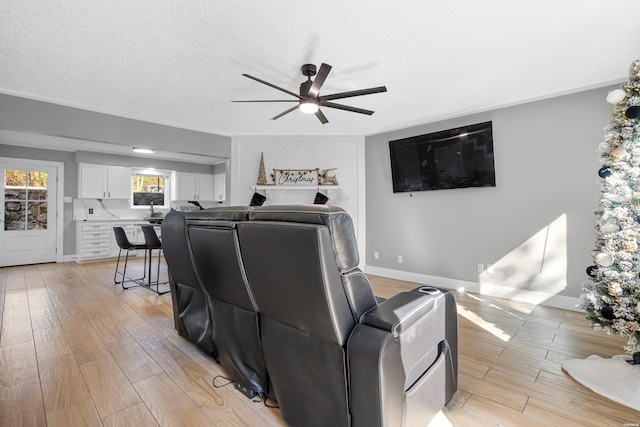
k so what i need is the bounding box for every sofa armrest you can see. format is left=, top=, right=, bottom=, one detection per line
left=348, top=287, right=457, bottom=427
left=360, top=286, right=445, bottom=339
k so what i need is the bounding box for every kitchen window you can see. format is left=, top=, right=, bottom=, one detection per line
left=131, top=169, right=170, bottom=209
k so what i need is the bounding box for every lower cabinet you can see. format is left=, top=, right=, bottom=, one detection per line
left=76, top=222, right=146, bottom=262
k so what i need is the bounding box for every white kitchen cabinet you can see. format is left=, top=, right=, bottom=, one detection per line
left=77, top=222, right=112, bottom=260
left=172, top=172, right=215, bottom=201
left=213, top=171, right=226, bottom=202
left=76, top=221, right=144, bottom=261
left=78, top=163, right=132, bottom=199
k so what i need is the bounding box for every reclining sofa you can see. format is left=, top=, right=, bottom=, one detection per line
left=162, top=204, right=458, bottom=427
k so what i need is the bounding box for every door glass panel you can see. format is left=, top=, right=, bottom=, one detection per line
left=4, top=169, right=48, bottom=231
left=28, top=201, right=48, bottom=230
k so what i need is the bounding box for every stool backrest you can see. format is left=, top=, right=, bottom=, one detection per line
left=141, top=225, right=162, bottom=249
left=113, top=226, right=133, bottom=250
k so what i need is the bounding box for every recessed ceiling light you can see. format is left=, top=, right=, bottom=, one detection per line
left=133, top=147, right=154, bottom=154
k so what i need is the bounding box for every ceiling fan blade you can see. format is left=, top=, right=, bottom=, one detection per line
left=315, top=109, right=329, bottom=124
left=242, top=74, right=301, bottom=99
left=271, top=105, right=300, bottom=120
left=321, top=101, right=374, bottom=115
left=307, top=63, right=332, bottom=98
left=232, top=100, right=299, bottom=103
left=319, top=86, right=387, bottom=102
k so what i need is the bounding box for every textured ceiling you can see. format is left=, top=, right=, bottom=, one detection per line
left=1, top=1, right=639, bottom=139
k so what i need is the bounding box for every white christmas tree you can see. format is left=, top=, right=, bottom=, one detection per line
left=581, top=60, right=640, bottom=361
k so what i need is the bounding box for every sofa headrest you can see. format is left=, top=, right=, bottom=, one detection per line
left=181, top=206, right=253, bottom=222
left=249, top=205, right=359, bottom=271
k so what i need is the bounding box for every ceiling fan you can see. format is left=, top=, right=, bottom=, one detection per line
left=233, top=63, right=387, bottom=124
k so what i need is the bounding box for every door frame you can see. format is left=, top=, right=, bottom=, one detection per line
left=1, top=157, right=65, bottom=264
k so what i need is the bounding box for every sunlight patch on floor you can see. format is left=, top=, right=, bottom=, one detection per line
left=456, top=304, right=512, bottom=342
left=427, top=410, right=454, bottom=426
left=465, top=292, right=527, bottom=319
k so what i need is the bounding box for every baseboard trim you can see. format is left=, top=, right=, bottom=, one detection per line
left=364, top=265, right=583, bottom=312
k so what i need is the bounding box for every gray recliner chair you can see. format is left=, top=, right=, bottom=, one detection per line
left=237, top=205, right=457, bottom=427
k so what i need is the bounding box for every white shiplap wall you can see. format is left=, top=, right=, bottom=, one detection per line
left=230, top=135, right=366, bottom=265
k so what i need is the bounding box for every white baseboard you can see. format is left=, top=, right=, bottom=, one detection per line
left=364, top=265, right=583, bottom=312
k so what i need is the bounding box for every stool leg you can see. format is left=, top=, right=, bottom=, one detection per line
left=155, top=249, right=161, bottom=292
left=114, top=248, right=123, bottom=284
left=147, top=248, right=153, bottom=288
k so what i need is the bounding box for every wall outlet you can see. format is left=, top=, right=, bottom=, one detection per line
left=397, top=255, right=403, bottom=264
left=477, top=263, right=484, bottom=273
left=88, top=208, right=94, bottom=214
left=63, top=196, right=72, bottom=203
left=374, top=251, right=379, bottom=260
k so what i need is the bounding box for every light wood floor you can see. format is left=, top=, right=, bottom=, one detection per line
left=0, top=261, right=639, bottom=426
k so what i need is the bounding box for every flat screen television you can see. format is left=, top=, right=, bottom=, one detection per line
left=389, top=121, right=496, bottom=193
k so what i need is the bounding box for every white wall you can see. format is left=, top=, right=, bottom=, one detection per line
left=231, top=135, right=366, bottom=264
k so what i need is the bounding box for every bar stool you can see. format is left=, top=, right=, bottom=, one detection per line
left=141, top=225, right=170, bottom=295
left=113, top=226, right=148, bottom=289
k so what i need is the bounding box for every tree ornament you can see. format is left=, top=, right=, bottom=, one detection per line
left=595, top=252, right=614, bottom=267
left=611, top=146, right=628, bottom=162
left=601, top=306, right=615, bottom=320
left=619, top=217, right=634, bottom=227
left=598, top=167, right=612, bottom=178
left=586, top=265, right=598, bottom=277
left=606, top=89, right=626, bottom=104
left=625, top=106, right=640, bottom=119
left=600, top=222, right=619, bottom=234
left=623, top=236, right=638, bottom=252
left=608, top=282, right=623, bottom=296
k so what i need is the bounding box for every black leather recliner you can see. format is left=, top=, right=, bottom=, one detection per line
left=187, top=213, right=268, bottom=397
left=162, top=205, right=457, bottom=427
left=161, top=211, right=216, bottom=357
left=163, top=207, right=268, bottom=396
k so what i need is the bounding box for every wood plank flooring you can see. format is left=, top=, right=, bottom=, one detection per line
left=0, top=261, right=639, bottom=426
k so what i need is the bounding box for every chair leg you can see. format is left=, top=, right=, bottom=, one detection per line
left=121, top=250, right=135, bottom=289
left=142, top=247, right=148, bottom=282
left=141, top=247, right=170, bottom=295
left=147, top=248, right=153, bottom=288
left=155, top=249, right=162, bottom=293
left=114, top=249, right=123, bottom=284
left=115, top=248, right=146, bottom=289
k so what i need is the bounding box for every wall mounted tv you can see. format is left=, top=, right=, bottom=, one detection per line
left=389, top=121, right=496, bottom=193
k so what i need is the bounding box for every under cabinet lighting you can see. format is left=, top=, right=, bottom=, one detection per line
left=133, top=147, right=154, bottom=154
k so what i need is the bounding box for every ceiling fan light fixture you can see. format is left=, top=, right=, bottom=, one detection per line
left=132, top=147, right=154, bottom=154
left=235, top=63, right=387, bottom=124
left=299, top=101, right=319, bottom=114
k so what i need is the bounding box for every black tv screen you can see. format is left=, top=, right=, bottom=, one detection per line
left=389, top=121, right=496, bottom=193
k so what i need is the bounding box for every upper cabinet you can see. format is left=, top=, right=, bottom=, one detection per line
left=78, top=163, right=131, bottom=199
left=171, top=172, right=215, bottom=201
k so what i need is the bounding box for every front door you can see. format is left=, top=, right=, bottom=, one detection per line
left=1, top=160, right=58, bottom=267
